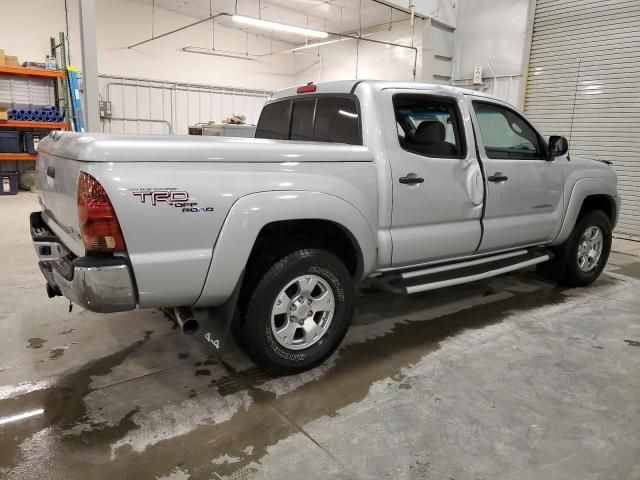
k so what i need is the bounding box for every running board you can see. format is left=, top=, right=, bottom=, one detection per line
left=373, top=248, right=552, bottom=295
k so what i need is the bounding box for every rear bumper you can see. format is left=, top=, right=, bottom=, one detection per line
left=31, top=211, right=137, bottom=313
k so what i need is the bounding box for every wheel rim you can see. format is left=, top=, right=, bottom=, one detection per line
left=577, top=225, right=604, bottom=273
left=270, top=274, right=335, bottom=351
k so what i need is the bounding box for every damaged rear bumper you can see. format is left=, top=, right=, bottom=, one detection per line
left=30, top=211, right=137, bottom=313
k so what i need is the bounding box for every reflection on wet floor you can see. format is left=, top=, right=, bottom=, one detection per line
left=1, top=257, right=640, bottom=479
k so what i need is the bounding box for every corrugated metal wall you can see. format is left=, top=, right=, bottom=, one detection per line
left=524, top=0, right=640, bottom=240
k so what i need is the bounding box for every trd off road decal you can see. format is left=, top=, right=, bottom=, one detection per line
left=132, top=187, right=214, bottom=213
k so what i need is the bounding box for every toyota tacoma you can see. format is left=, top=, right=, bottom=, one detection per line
left=31, top=80, right=619, bottom=371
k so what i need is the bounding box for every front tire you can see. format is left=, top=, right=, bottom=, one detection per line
left=238, top=249, right=354, bottom=372
left=561, top=210, right=612, bottom=287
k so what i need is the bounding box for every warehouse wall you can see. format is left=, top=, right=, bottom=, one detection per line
left=100, top=75, right=269, bottom=135
left=291, top=16, right=455, bottom=85
left=292, top=21, right=424, bottom=85
left=0, top=0, right=297, bottom=91
left=451, top=0, right=533, bottom=107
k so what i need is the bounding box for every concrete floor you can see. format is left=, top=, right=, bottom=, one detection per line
left=1, top=191, right=640, bottom=480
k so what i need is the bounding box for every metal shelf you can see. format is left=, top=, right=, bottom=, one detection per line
left=0, top=65, right=65, bottom=78
left=0, top=153, right=37, bottom=161
left=0, top=120, right=67, bottom=130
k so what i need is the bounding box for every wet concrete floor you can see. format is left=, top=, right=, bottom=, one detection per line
left=1, top=193, right=640, bottom=479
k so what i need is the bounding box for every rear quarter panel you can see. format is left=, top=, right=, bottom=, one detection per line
left=86, top=158, right=377, bottom=308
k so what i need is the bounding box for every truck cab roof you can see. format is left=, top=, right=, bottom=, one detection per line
left=270, top=80, right=503, bottom=103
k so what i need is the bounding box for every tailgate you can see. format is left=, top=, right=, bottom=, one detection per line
left=36, top=134, right=86, bottom=257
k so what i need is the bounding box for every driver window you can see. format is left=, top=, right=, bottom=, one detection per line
left=473, top=102, right=544, bottom=160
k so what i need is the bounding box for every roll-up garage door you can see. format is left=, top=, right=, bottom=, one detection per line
left=524, top=0, right=640, bottom=240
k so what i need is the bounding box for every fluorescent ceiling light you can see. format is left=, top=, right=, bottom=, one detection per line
left=0, top=408, right=44, bottom=426
left=232, top=15, right=328, bottom=38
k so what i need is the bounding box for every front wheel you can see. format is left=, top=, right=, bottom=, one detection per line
left=561, top=210, right=612, bottom=287
left=238, top=249, right=354, bottom=372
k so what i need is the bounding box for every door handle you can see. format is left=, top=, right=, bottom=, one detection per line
left=399, top=175, right=425, bottom=185
left=487, top=173, right=508, bottom=183
left=46, top=166, right=55, bottom=179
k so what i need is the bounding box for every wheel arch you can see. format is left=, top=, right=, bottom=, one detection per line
left=577, top=194, right=616, bottom=224
left=552, top=177, right=619, bottom=246
left=249, top=219, right=364, bottom=278
left=193, top=191, right=377, bottom=308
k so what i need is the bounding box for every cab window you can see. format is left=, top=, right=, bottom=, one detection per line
left=255, top=100, right=291, bottom=140
left=255, top=95, right=361, bottom=145
left=393, top=94, right=465, bottom=159
left=290, top=99, right=315, bottom=141
left=473, top=102, right=545, bottom=160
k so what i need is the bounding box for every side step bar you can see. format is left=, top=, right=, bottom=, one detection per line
left=373, top=248, right=552, bottom=295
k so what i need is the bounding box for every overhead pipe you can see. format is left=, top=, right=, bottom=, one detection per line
left=128, top=12, right=227, bottom=49
left=99, top=74, right=272, bottom=96
left=129, top=10, right=418, bottom=76
left=410, top=0, right=416, bottom=26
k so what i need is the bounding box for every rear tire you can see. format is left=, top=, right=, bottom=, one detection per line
left=561, top=210, right=612, bottom=287
left=237, top=248, right=354, bottom=372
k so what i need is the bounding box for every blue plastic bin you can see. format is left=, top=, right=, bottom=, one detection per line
left=0, top=171, right=19, bottom=195
left=24, top=132, right=47, bottom=154
left=0, top=132, right=21, bottom=153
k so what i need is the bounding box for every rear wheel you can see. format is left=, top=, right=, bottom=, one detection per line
left=561, top=210, right=612, bottom=287
left=237, top=248, right=353, bottom=372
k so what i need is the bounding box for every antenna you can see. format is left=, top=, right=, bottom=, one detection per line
left=568, top=58, right=582, bottom=155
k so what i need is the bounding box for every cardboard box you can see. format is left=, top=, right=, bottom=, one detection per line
left=0, top=49, right=5, bottom=66
left=5, top=55, right=19, bottom=67
left=0, top=109, right=7, bottom=121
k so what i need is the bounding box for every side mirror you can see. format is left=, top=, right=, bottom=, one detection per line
left=548, top=135, right=569, bottom=159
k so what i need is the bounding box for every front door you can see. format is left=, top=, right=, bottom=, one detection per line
left=469, top=97, right=564, bottom=252
left=386, top=90, right=484, bottom=267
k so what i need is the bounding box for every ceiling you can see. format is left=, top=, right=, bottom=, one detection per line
left=130, top=0, right=413, bottom=46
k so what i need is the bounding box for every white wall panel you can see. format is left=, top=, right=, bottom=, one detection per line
left=0, top=0, right=297, bottom=91
left=453, top=0, right=531, bottom=80
left=293, top=22, right=423, bottom=85
left=452, top=0, right=531, bottom=107
left=524, top=0, right=640, bottom=239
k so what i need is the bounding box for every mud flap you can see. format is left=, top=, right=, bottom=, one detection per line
left=166, top=273, right=243, bottom=356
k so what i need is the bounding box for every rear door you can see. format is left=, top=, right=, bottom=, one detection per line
left=468, top=97, right=564, bottom=252
left=384, top=90, right=484, bottom=266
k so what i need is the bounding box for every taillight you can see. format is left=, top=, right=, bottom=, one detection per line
left=77, top=172, right=126, bottom=253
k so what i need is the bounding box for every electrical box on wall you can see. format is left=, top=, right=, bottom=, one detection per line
left=99, top=100, right=112, bottom=118
left=473, top=66, right=483, bottom=85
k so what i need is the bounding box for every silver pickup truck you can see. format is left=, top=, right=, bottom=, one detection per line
left=31, top=80, right=619, bottom=371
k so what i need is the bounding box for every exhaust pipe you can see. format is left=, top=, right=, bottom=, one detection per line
left=173, top=307, right=199, bottom=334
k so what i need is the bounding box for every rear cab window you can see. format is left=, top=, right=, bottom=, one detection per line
left=255, top=95, right=362, bottom=145
left=254, top=100, right=291, bottom=140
